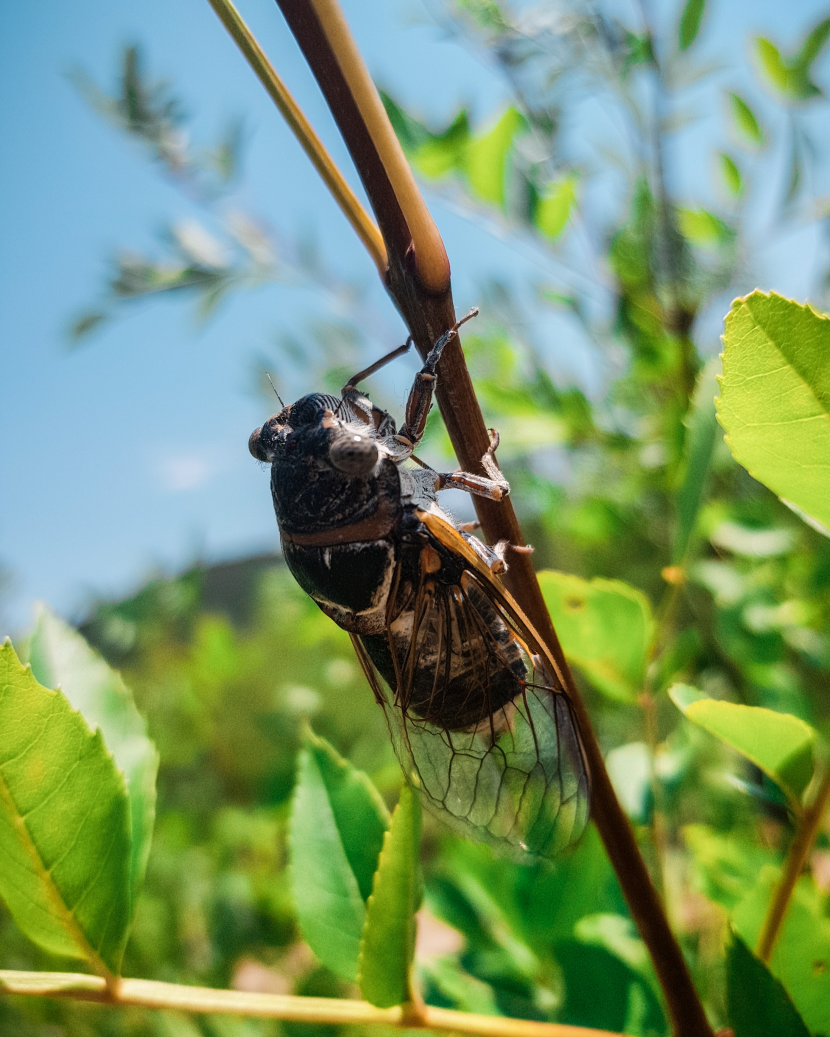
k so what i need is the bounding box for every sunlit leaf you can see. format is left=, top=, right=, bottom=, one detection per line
left=729, top=93, right=765, bottom=147
left=719, top=153, right=744, bottom=196
left=727, top=933, right=810, bottom=1037
left=732, top=871, right=830, bottom=1034
left=756, top=39, right=798, bottom=97
left=534, top=173, right=579, bottom=241
left=755, top=20, right=830, bottom=101
left=606, top=742, right=652, bottom=822
left=0, top=640, right=131, bottom=975
left=677, top=208, right=732, bottom=247
left=674, top=359, right=720, bottom=562
left=358, top=783, right=421, bottom=1008
left=669, top=684, right=816, bottom=804
left=463, top=107, right=527, bottom=208
left=718, top=291, right=830, bottom=531
left=413, top=112, right=470, bottom=180
left=539, top=572, right=654, bottom=702
left=679, top=0, right=706, bottom=51
left=28, top=605, right=158, bottom=921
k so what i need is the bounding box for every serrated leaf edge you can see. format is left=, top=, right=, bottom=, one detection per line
left=0, top=641, right=127, bottom=981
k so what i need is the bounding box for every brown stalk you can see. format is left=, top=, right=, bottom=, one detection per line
left=756, top=764, right=830, bottom=963
left=207, top=1, right=715, bottom=1033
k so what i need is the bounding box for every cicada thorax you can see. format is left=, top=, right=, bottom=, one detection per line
left=358, top=529, right=531, bottom=735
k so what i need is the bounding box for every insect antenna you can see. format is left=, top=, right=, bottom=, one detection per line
left=265, top=373, right=285, bottom=408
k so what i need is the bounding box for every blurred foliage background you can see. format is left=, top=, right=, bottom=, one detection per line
left=4, top=0, right=830, bottom=1034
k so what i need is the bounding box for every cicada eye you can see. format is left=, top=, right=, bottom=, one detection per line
left=249, top=426, right=270, bottom=462
left=329, top=433, right=379, bottom=477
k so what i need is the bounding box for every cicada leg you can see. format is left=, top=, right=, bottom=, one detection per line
left=339, top=338, right=413, bottom=433
left=396, top=309, right=479, bottom=450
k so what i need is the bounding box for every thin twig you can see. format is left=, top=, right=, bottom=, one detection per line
left=204, top=0, right=387, bottom=275
left=0, top=971, right=619, bottom=1037
left=756, top=764, right=830, bottom=962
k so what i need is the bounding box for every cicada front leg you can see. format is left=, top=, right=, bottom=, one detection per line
left=397, top=309, right=479, bottom=451
left=340, top=338, right=413, bottom=434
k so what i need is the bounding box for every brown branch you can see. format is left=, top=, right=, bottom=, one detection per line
left=206, top=2, right=715, bottom=1033
left=757, top=764, right=830, bottom=962
left=0, top=970, right=620, bottom=1037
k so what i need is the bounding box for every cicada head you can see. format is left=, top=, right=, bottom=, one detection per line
left=249, top=392, right=379, bottom=479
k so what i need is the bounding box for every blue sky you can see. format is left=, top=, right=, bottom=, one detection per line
left=2, top=0, right=829, bottom=634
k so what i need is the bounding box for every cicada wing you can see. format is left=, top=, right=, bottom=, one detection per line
left=351, top=562, right=590, bottom=862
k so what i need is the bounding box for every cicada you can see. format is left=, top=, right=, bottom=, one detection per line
left=249, top=315, right=590, bottom=860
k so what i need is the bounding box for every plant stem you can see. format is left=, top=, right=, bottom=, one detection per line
left=211, top=2, right=715, bottom=1032
left=0, top=970, right=619, bottom=1037
left=307, top=0, right=450, bottom=294
left=204, top=0, right=387, bottom=276
left=756, top=764, right=830, bottom=963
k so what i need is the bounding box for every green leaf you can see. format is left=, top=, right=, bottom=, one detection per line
left=719, top=152, right=744, bottom=196
left=623, top=32, right=655, bottom=71
left=302, top=727, right=389, bottom=901
left=534, top=173, right=579, bottom=241
left=729, top=93, right=765, bottom=147
left=0, top=640, right=131, bottom=975
left=28, top=605, right=158, bottom=920
left=463, top=107, right=526, bottom=208
left=718, top=291, right=830, bottom=531
left=679, top=0, right=706, bottom=51
left=290, top=730, right=388, bottom=981
left=412, top=112, right=471, bottom=180
left=756, top=38, right=794, bottom=95
left=684, top=824, right=780, bottom=912
left=727, top=933, right=811, bottom=1037
left=556, top=935, right=665, bottom=1032
left=755, top=20, right=830, bottom=102
left=676, top=208, right=732, bottom=247
left=674, top=359, right=720, bottom=562
left=606, top=743, right=652, bottom=823
left=732, top=870, right=830, bottom=1034
left=539, top=572, right=654, bottom=701
left=669, top=684, right=816, bottom=804
left=358, top=783, right=422, bottom=1008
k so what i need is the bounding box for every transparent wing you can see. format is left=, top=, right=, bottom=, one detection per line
left=350, top=559, right=590, bottom=861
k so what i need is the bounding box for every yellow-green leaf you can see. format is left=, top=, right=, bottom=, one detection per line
left=677, top=208, right=732, bottom=248
left=729, top=93, right=765, bottom=147
left=717, top=291, right=830, bottom=532
left=0, top=641, right=131, bottom=975
left=719, top=153, right=744, bottom=196
left=463, top=107, right=526, bottom=208
left=669, top=684, right=816, bottom=805
left=28, top=605, right=158, bottom=922
left=358, top=784, right=421, bottom=1008
left=539, top=572, right=654, bottom=702
left=535, top=174, right=579, bottom=241
left=732, top=871, right=830, bottom=1034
